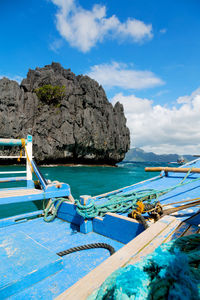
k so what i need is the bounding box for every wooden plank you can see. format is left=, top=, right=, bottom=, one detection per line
left=182, top=224, right=199, bottom=236
left=56, top=216, right=176, bottom=300
left=0, top=189, right=41, bottom=198
left=163, top=200, right=200, bottom=215
left=0, top=177, right=27, bottom=183
left=164, top=222, right=190, bottom=242
left=128, top=218, right=181, bottom=265
left=0, top=185, right=70, bottom=205
left=103, top=212, right=140, bottom=223
left=185, top=211, right=200, bottom=226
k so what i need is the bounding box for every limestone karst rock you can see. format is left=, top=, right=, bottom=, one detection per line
left=0, top=63, right=130, bottom=165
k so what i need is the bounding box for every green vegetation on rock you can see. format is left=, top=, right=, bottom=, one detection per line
left=35, top=84, right=66, bottom=104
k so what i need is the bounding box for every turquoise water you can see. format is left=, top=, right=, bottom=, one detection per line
left=41, top=162, right=160, bottom=199
left=0, top=162, right=167, bottom=218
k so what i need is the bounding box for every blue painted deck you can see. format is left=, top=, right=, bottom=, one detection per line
left=0, top=217, right=123, bottom=299
left=0, top=158, right=199, bottom=299
left=0, top=228, right=63, bottom=298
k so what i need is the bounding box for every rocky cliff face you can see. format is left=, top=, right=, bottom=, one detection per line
left=0, top=63, right=130, bottom=165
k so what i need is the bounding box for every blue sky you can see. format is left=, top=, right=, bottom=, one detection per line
left=1, top=0, right=200, bottom=154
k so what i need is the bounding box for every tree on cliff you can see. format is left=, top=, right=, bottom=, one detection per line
left=34, top=85, right=66, bottom=104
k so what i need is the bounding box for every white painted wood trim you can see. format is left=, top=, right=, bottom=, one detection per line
left=26, top=136, right=32, bottom=182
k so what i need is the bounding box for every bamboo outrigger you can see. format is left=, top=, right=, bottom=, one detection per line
left=145, top=166, right=200, bottom=173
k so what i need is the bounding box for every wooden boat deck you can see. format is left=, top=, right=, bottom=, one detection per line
left=0, top=188, right=41, bottom=198
left=0, top=188, right=46, bottom=205
left=57, top=213, right=200, bottom=300
left=0, top=157, right=199, bottom=299
left=0, top=182, right=70, bottom=205
left=1, top=217, right=124, bottom=299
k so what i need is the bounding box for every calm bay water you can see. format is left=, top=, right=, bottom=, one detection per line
left=42, top=162, right=166, bottom=198
left=0, top=162, right=167, bottom=218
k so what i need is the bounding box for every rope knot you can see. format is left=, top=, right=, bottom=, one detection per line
left=136, top=201, right=145, bottom=214
left=17, top=138, right=26, bottom=162
left=76, top=198, right=98, bottom=219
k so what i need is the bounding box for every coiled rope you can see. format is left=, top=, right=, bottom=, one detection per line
left=128, top=201, right=163, bottom=228
left=57, top=243, right=115, bottom=257
left=76, top=168, right=200, bottom=219
left=89, top=233, right=200, bottom=300
left=43, top=168, right=200, bottom=223
left=17, top=138, right=34, bottom=173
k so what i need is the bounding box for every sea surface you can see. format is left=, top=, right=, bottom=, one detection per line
left=0, top=161, right=169, bottom=218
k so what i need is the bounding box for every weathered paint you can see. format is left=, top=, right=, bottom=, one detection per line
left=57, top=202, right=93, bottom=233
left=0, top=139, right=27, bottom=146
left=0, top=157, right=200, bottom=299
left=93, top=213, right=144, bottom=244
left=57, top=202, right=82, bottom=225
left=2, top=218, right=123, bottom=299
left=0, top=183, right=71, bottom=205
left=31, top=160, right=47, bottom=190
left=0, top=177, right=27, bottom=183
left=186, top=211, right=200, bottom=226
left=80, top=218, right=93, bottom=233
left=0, top=228, right=63, bottom=298
left=0, top=210, right=43, bottom=228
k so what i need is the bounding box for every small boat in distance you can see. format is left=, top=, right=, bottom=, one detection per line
left=177, top=156, right=185, bottom=164
left=168, top=156, right=185, bottom=165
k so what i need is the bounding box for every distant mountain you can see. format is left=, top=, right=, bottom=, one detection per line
left=124, top=148, right=194, bottom=163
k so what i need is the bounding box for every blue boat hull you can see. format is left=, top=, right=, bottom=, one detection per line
left=0, top=158, right=199, bottom=299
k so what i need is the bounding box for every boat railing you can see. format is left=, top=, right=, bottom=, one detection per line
left=0, top=135, right=33, bottom=188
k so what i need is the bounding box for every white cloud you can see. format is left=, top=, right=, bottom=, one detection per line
left=177, top=88, right=200, bottom=104
left=0, top=75, right=23, bottom=84
left=111, top=89, right=200, bottom=155
left=87, top=62, right=164, bottom=90
left=51, top=0, right=153, bottom=52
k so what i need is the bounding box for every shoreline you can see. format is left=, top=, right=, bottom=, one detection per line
left=0, top=163, right=118, bottom=168
left=40, top=163, right=118, bottom=168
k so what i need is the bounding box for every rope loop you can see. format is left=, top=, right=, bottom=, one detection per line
left=43, top=197, right=67, bottom=222
left=17, top=138, right=34, bottom=174
left=17, top=138, right=26, bottom=162
left=75, top=198, right=99, bottom=219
